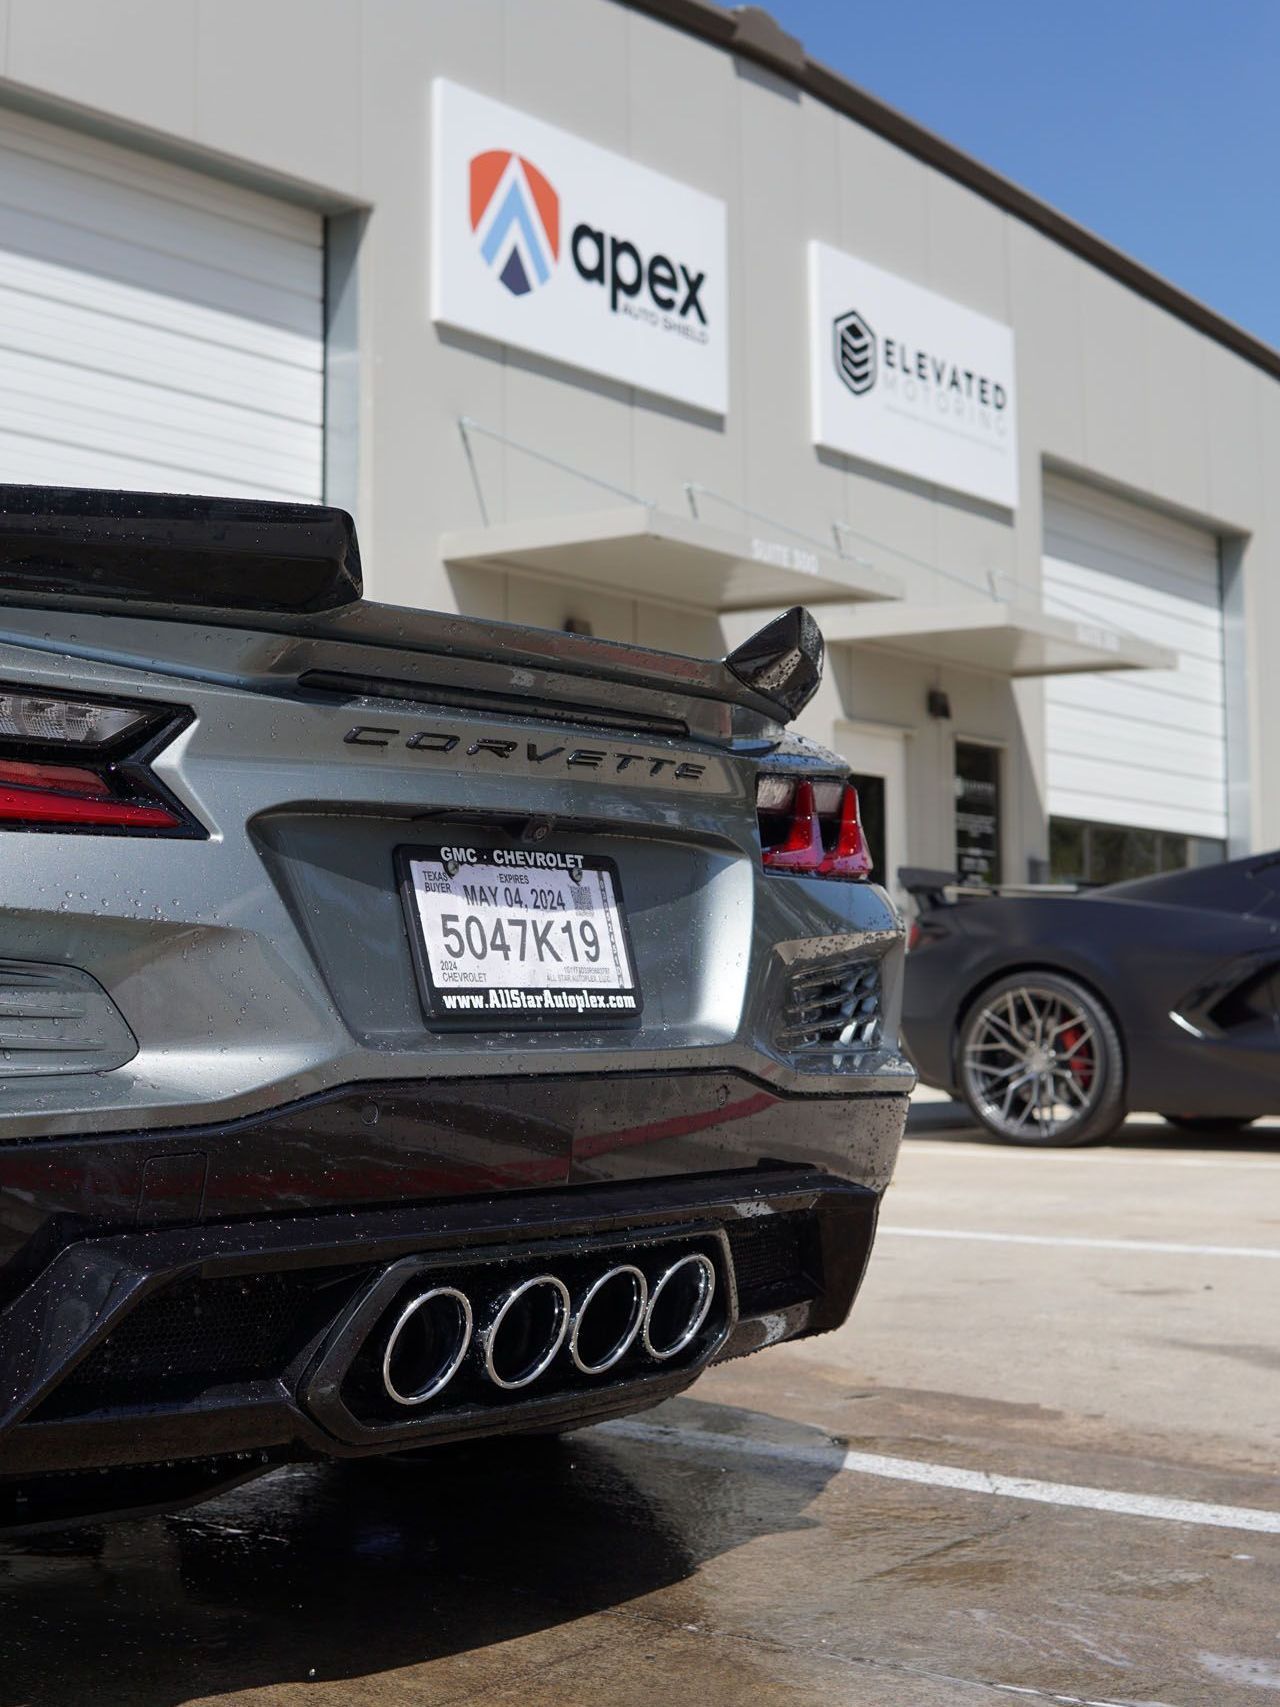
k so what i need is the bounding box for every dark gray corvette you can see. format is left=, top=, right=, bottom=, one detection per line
left=902, top=857, right=1280, bottom=1145
left=0, top=485, right=912, bottom=1528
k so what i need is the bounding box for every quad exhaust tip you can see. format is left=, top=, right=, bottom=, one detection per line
left=382, top=1286, right=474, bottom=1406
left=377, top=1253, right=718, bottom=1405
left=481, top=1274, right=572, bottom=1391
left=569, top=1264, right=648, bottom=1375
left=642, top=1253, right=716, bottom=1361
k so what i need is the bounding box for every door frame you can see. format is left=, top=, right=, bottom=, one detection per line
left=833, top=719, right=911, bottom=903
left=951, top=732, right=1007, bottom=888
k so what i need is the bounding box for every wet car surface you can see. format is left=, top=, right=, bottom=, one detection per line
left=3, top=1109, right=1277, bottom=1707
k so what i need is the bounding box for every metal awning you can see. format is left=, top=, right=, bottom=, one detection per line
left=439, top=505, right=903, bottom=613
left=810, top=600, right=1176, bottom=677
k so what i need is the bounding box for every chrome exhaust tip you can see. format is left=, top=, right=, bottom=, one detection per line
left=569, top=1264, right=648, bottom=1375
left=481, top=1274, right=571, bottom=1390
left=642, top=1252, right=716, bottom=1361
left=382, top=1286, right=473, bottom=1406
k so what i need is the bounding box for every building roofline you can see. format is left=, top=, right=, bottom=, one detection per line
left=627, top=0, right=1280, bottom=384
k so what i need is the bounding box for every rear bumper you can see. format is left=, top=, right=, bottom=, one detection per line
left=0, top=1068, right=909, bottom=1285
left=0, top=1166, right=879, bottom=1502
left=0, top=1068, right=907, bottom=1521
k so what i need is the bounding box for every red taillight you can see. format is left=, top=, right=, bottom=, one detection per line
left=0, top=690, right=198, bottom=835
left=759, top=776, right=873, bottom=881
left=759, top=779, right=824, bottom=871
left=0, top=760, right=112, bottom=798
left=817, top=780, right=874, bottom=879
left=0, top=758, right=182, bottom=829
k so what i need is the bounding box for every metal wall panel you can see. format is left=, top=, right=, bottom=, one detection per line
left=0, top=108, right=322, bottom=501
left=1043, top=473, right=1226, bottom=840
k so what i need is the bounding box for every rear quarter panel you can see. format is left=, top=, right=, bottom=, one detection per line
left=903, top=894, right=1280, bottom=1107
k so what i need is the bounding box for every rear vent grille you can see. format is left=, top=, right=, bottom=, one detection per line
left=725, top=1214, right=819, bottom=1312
left=33, top=1268, right=364, bottom=1420
left=0, top=961, right=137, bottom=1076
left=777, top=959, right=881, bottom=1061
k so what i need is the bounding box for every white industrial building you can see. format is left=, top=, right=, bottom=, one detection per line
left=0, top=0, right=1273, bottom=893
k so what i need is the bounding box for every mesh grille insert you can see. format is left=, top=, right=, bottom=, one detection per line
left=726, top=1213, right=819, bottom=1312
left=777, top=959, right=881, bottom=1060
left=34, top=1267, right=364, bottom=1420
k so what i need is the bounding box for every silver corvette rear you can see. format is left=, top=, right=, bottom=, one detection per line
left=0, top=487, right=912, bottom=1528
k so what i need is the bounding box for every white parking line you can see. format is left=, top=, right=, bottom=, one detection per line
left=880, top=1226, right=1280, bottom=1259
left=599, top=1421, right=1280, bottom=1535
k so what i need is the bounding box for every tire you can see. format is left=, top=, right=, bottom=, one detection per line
left=1160, top=1114, right=1259, bottom=1135
left=956, top=971, right=1126, bottom=1147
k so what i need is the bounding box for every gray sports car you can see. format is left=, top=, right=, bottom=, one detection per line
left=0, top=485, right=912, bottom=1528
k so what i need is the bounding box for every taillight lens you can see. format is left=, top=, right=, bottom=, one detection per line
left=757, top=775, right=873, bottom=881
left=0, top=692, right=154, bottom=747
left=759, top=779, right=824, bottom=871
left=0, top=689, right=197, bottom=835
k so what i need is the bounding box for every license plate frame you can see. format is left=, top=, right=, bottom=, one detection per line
left=396, top=844, right=643, bottom=1029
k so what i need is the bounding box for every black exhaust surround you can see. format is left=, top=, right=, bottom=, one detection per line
left=310, top=1227, right=734, bottom=1446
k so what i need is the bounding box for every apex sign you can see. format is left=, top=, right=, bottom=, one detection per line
left=810, top=243, right=1019, bottom=509
left=433, top=81, right=728, bottom=413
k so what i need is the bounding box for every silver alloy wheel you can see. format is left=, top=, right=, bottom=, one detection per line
left=960, top=982, right=1101, bottom=1141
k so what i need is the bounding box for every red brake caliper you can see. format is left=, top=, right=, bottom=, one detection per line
left=1059, top=1025, right=1094, bottom=1091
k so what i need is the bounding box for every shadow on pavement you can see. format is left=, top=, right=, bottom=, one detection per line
left=0, top=1396, right=838, bottom=1707
left=905, top=1097, right=1280, bottom=1154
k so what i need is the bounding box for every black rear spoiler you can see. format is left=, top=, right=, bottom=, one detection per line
left=0, top=485, right=823, bottom=725
left=900, top=867, right=1089, bottom=908
left=898, top=867, right=958, bottom=910
left=0, top=485, right=361, bottom=615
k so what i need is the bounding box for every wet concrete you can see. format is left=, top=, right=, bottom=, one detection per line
left=1, top=1116, right=1277, bottom=1705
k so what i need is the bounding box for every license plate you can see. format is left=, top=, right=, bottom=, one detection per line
left=398, top=844, right=641, bottom=1027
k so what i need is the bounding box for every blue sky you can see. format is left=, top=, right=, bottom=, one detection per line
left=766, top=0, right=1280, bottom=348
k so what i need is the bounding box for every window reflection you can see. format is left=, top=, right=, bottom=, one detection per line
left=1048, top=817, right=1219, bottom=886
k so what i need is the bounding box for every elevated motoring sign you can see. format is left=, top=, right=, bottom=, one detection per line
left=432, top=80, right=728, bottom=414
left=809, top=242, right=1019, bottom=508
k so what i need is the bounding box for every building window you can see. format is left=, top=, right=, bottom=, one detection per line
left=955, top=741, right=1002, bottom=886
left=1049, top=817, right=1225, bottom=886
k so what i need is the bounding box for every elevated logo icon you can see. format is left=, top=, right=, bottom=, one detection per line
left=834, top=309, right=876, bottom=396
left=469, top=150, right=560, bottom=297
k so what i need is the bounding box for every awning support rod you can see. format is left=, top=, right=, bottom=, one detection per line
left=684, top=482, right=860, bottom=567
left=832, top=519, right=1040, bottom=610
left=458, top=418, right=655, bottom=527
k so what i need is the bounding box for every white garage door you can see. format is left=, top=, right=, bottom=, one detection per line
left=0, top=108, right=323, bottom=503
left=1042, top=474, right=1226, bottom=844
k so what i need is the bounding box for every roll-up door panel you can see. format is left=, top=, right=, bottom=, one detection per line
left=1043, top=474, right=1225, bottom=840
left=1045, top=702, right=1224, bottom=785
left=0, top=108, right=323, bottom=502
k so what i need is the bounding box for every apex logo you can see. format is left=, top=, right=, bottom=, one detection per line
left=570, top=224, right=707, bottom=323
left=470, top=150, right=560, bottom=296
left=834, top=310, right=876, bottom=396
